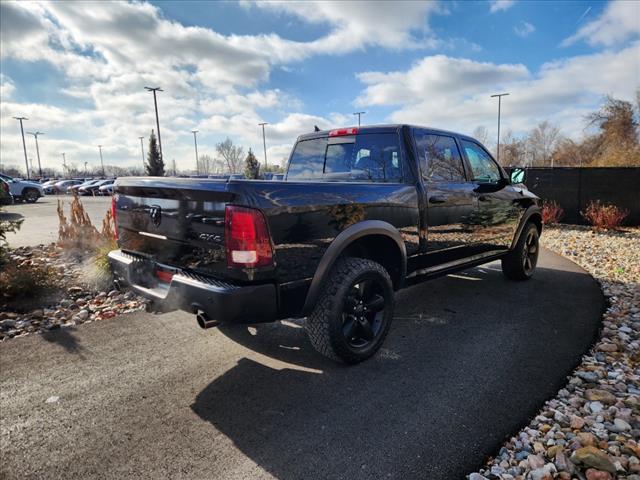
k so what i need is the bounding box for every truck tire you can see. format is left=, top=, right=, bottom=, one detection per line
left=501, top=222, right=539, bottom=281
left=305, top=257, right=394, bottom=364
left=23, top=188, right=40, bottom=203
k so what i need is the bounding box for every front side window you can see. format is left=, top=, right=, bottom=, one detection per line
left=287, top=133, right=403, bottom=183
left=415, top=133, right=466, bottom=182
left=461, top=140, right=502, bottom=184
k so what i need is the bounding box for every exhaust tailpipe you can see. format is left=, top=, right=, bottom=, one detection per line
left=196, top=312, right=220, bottom=329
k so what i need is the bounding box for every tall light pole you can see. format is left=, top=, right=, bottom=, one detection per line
left=490, top=93, right=509, bottom=164
left=26, top=131, right=44, bottom=178
left=84, top=161, right=88, bottom=176
left=144, top=87, right=163, bottom=161
left=139, top=136, right=145, bottom=170
left=353, top=111, right=365, bottom=127
left=258, top=122, right=268, bottom=168
left=98, top=145, right=105, bottom=176
left=191, top=129, right=199, bottom=174
left=13, top=116, right=29, bottom=178
left=62, top=153, right=67, bottom=178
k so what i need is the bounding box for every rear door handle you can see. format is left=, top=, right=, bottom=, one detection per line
left=428, top=196, right=446, bottom=204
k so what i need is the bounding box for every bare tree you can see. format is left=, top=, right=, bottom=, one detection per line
left=472, top=126, right=490, bottom=146
left=215, top=138, right=244, bottom=174
left=499, top=129, right=526, bottom=167
left=527, top=121, right=562, bottom=167
left=197, top=154, right=216, bottom=175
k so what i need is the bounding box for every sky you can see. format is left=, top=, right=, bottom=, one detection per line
left=0, top=0, right=638, bottom=174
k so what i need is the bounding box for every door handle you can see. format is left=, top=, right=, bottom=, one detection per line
left=428, top=196, right=446, bottom=204
left=478, top=195, right=488, bottom=202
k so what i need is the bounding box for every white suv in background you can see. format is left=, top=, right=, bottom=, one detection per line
left=0, top=174, right=45, bottom=203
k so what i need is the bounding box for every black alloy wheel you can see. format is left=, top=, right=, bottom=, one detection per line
left=342, top=276, right=387, bottom=349
left=305, top=257, right=395, bottom=363
left=522, top=228, right=539, bottom=275
left=501, top=222, right=540, bottom=281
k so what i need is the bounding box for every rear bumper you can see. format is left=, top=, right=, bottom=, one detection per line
left=108, top=249, right=277, bottom=324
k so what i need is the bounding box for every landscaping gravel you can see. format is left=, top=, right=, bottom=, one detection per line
left=469, top=225, right=640, bottom=480
left=0, top=244, right=148, bottom=341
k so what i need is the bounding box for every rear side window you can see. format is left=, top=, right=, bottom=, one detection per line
left=414, top=132, right=466, bottom=182
left=287, top=133, right=404, bottom=183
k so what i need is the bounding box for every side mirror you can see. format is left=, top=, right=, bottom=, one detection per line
left=510, top=168, right=526, bottom=184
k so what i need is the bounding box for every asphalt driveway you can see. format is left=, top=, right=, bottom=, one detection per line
left=0, top=249, right=603, bottom=479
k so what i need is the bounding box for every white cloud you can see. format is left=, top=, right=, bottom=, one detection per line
left=562, top=0, right=640, bottom=47
left=489, top=0, right=515, bottom=14
left=246, top=1, right=444, bottom=51
left=356, top=56, right=529, bottom=106
left=0, top=0, right=448, bottom=172
left=0, top=75, right=15, bottom=100
left=514, top=21, right=535, bottom=38
left=354, top=43, right=640, bottom=141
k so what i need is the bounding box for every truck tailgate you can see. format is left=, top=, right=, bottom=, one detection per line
left=114, top=177, right=234, bottom=278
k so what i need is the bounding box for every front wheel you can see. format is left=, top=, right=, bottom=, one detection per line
left=23, top=188, right=40, bottom=203
left=305, top=257, right=394, bottom=364
left=501, top=222, right=539, bottom=280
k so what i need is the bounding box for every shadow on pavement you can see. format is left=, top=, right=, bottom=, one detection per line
left=40, top=326, right=86, bottom=356
left=192, top=263, right=603, bottom=479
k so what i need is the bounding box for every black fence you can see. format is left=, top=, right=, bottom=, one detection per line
left=506, top=167, right=640, bottom=226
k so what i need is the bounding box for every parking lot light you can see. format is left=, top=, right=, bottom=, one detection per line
left=13, top=116, right=30, bottom=179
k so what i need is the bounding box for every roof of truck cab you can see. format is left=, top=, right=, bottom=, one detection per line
left=296, top=124, right=478, bottom=142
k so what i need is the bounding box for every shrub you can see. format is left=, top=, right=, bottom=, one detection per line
left=57, top=193, right=116, bottom=253
left=0, top=213, right=22, bottom=266
left=57, top=194, right=118, bottom=285
left=57, top=194, right=101, bottom=251
left=581, top=200, right=629, bottom=230
left=0, top=262, right=56, bottom=304
left=541, top=200, right=564, bottom=225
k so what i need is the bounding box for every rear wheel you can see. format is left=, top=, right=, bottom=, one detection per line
left=305, top=257, right=394, bottom=364
left=23, top=188, right=40, bottom=203
left=501, top=222, right=539, bottom=280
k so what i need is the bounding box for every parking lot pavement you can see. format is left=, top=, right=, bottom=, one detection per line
left=0, top=196, right=111, bottom=248
left=0, top=249, right=603, bottom=479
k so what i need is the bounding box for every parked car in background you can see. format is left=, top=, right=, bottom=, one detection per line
left=70, top=179, right=100, bottom=195
left=0, top=173, right=45, bottom=203
left=271, top=174, right=285, bottom=181
left=51, top=179, right=83, bottom=194
left=41, top=179, right=60, bottom=193
left=109, top=124, right=541, bottom=364
left=0, top=178, right=13, bottom=205
left=99, top=183, right=114, bottom=195
left=79, top=179, right=114, bottom=195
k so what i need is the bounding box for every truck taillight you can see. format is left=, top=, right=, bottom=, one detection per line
left=225, top=205, right=273, bottom=268
left=111, top=195, right=118, bottom=240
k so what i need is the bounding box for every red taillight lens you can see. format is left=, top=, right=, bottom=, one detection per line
left=111, top=195, right=118, bottom=240
left=225, top=205, right=273, bottom=268
left=329, top=127, right=358, bottom=137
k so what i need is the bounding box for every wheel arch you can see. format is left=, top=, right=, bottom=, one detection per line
left=510, top=205, right=542, bottom=250
left=301, top=220, right=407, bottom=316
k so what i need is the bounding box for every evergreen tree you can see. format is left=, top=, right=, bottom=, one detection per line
left=243, top=148, right=260, bottom=179
left=145, top=130, right=165, bottom=176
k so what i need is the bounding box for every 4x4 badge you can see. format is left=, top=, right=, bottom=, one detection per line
left=149, top=205, right=162, bottom=227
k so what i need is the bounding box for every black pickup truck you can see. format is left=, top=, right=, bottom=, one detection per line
left=109, top=124, right=541, bottom=363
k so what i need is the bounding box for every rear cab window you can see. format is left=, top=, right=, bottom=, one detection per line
left=286, top=132, right=405, bottom=183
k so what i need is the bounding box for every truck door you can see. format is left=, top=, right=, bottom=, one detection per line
left=413, top=130, right=478, bottom=266
left=459, top=139, right=520, bottom=253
